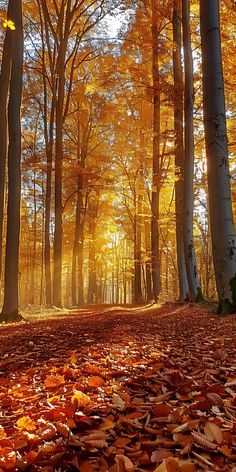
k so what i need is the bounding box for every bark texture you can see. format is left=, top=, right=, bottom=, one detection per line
left=182, top=0, right=202, bottom=301
left=173, top=0, right=189, bottom=301
left=151, top=0, right=161, bottom=301
left=200, top=0, right=236, bottom=309
left=1, top=0, right=23, bottom=321
left=0, top=0, right=13, bottom=277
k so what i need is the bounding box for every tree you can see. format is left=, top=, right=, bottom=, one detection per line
left=182, top=0, right=202, bottom=301
left=0, top=0, right=24, bottom=321
left=151, top=0, right=161, bottom=301
left=200, top=0, right=236, bottom=312
left=0, top=0, right=14, bottom=278
left=173, top=0, right=189, bottom=301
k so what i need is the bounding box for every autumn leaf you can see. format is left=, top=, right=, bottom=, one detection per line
left=71, top=390, right=90, bottom=406
left=0, top=447, right=16, bottom=469
left=204, top=421, right=223, bottom=445
left=88, top=375, right=104, bottom=387
left=3, top=20, right=16, bottom=30
left=0, top=426, right=6, bottom=439
left=44, top=374, right=65, bottom=388
left=115, top=454, right=134, bottom=472
left=16, top=416, right=36, bottom=431
left=112, top=393, right=126, bottom=409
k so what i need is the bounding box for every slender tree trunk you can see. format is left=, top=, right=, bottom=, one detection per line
left=30, top=172, right=37, bottom=305
left=200, top=0, right=236, bottom=311
left=44, top=97, right=54, bottom=307
left=182, top=0, right=202, bottom=301
left=53, top=44, right=65, bottom=307
left=1, top=0, right=23, bottom=321
left=44, top=133, right=53, bottom=306
left=144, top=219, right=152, bottom=301
left=87, top=193, right=98, bottom=304
left=151, top=0, right=161, bottom=301
left=72, top=118, right=85, bottom=306
left=116, top=249, right=119, bottom=304
left=173, top=0, right=189, bottom=301
left=0, top=0, right=13, bottom=278
left=134, top=196, right=142, bottom=304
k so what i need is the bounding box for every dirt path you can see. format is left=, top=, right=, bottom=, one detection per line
left=0, top=304, right=236, bottom=471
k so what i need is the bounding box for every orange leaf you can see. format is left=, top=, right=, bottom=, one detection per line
left=71, top=390, right=90, bottom=406
left=44, top=375, right=65, bottom=388
left=16, top=416, right=36, bottom=432
left=88, top=376, right=104, bottom=387
left=0, top=426, right=6, bottom=439
left=0, top=447, right=16, bottom=469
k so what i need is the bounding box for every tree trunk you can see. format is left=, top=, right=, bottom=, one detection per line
left=72, top=118, right=85, bottom=306
left=144, top=219, right=153, bottom=301
left=0, top=0, right=13, bottom=278
left=0, top=0, right=23, bottom=322
left=134, top=196, right=143, bottom=304
left=87, top=193, right=98, bottom=304
left=151, top=0, right=161, bottom=301
left=200, top=0, right=236, bottom=311
left=44, top=130, right=53, bottom=306
left=173, top=0, right=189, bottom=301
left=53, top=44, right=65, bottom=307
left=182, top=0, right=202, bottom=301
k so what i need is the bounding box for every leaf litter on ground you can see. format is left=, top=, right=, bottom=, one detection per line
left=0, top=303, right=236, bottom=471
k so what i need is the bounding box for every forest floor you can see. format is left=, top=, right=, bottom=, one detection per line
left=0, top=303, right=236, bottom=471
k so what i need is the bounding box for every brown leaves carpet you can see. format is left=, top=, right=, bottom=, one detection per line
left=0, top=303, right=236, bottom=471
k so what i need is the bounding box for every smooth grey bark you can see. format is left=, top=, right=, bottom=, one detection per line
left=151, top=0, right=161, bottom=301
left=0, top=0, right=13, bottom=277
left=173, top=0, right=189, bottom=301
left=200, top=0, right=236, bottom=308
left=72, top=118, right=85, bottom=306
left=182, top=0, right=202, bottom=300
left=53, top=40, right=65, bottom=307
left=134, top=194, right=142, bottom=304
left=144, top=219, right=153, bottom=301
left=87, top=192, right=99, bottom=304
left=1, top=0, right=23, bottom=321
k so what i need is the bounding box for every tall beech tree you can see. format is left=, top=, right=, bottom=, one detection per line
left=173, top=0, right=189, bottom=301
left=182, top=0, right=202, bottom=301
left=0, top=0, right=23, bottom=321
left=151, top=0, right=161, bottom=301
left=0, top=0, right=14, bottom=278
left=200, top=0, right=236, bottom=312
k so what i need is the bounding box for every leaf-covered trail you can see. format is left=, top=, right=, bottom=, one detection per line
left=0, top=304, right=236, bottom=471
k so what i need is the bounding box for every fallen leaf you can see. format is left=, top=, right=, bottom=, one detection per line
left=204, top=421, right=223, bottom=445
left=71, top=390, right=90, bottom=406
left=88, top=376, right=105, bottom=387
left=16, top=416, right=36, bottom=432
left=44, top=375, right=65, bottom=388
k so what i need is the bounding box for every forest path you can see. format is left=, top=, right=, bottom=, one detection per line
left=0, top=304, right=236, bottom=470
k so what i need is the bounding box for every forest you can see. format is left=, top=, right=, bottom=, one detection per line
left=0, top=0, right=235, bottom=320
left=0, top=0, right=236, bottom=471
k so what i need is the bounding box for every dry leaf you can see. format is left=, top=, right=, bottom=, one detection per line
left=112, top=394, right=126, bottom=409
left=191, top=431, right=218, bottom=450
left=153, top=457, right=179, bottom=472
left=204, top=421, right=223, bottom=445
left=44, top=375, right=65, bottom=388
left=88, top=376, right=104, bottom=387
left=16, top=416, right=36, bottom=432
left=225, top=378, right=236, bottom=387
left=151, top=449, right=174, bottom=462
left=71, top=390, right=90, bottom=405
left=206, top=392, right=223, bottom=407
left=115, top=454, right=134, bottom=472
